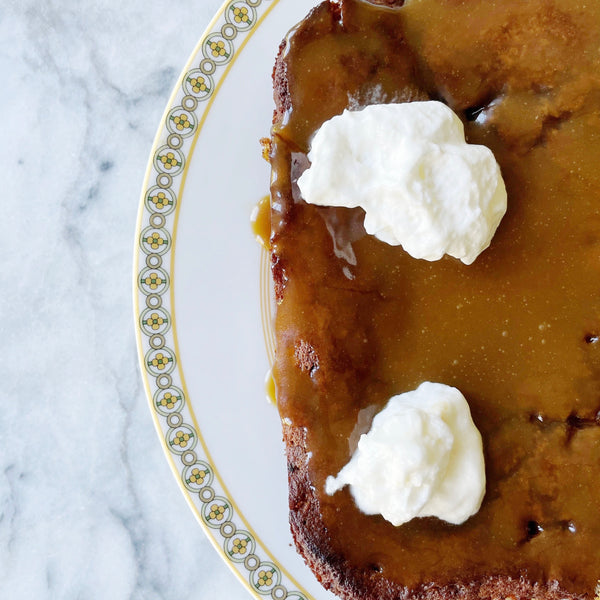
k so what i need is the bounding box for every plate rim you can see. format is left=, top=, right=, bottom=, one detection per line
left=132, top=1, right=312, bottom=598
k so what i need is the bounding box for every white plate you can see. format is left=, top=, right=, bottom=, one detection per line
left=133, top=1, right=336, bottom=599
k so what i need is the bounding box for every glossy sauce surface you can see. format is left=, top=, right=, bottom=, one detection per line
left=270, top=0, right=600, bottom=593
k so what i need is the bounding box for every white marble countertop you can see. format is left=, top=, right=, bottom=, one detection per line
left=1, top=1, right=252, bottom=597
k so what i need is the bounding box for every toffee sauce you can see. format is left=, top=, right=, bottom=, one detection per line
left=270, top=0, right=600, bottom=594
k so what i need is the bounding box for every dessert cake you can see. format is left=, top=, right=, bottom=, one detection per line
left=268, top=0, right=600, bottom=598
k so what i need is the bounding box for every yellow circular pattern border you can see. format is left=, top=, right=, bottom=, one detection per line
left=134, top=1, right=309, bottom=598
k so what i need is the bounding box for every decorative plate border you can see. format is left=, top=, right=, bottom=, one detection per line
left=133, top=1, right=309, bottom=599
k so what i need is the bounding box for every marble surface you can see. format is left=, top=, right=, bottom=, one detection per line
left=1, top=1, right=252, bottom=598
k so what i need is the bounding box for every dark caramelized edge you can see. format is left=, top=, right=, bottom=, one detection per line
left=283, top=419, right=584, bottom=600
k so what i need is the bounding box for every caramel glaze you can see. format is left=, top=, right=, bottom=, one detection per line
left=270, top=0, right=600, bottom=594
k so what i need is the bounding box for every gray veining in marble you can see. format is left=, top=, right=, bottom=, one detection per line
left=1, top=1, right=251, bottom=597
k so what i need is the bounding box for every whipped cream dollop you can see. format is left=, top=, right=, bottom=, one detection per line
left=325, top=382, right=486, bottom=526
left=297, top=101, right=507, bottom=265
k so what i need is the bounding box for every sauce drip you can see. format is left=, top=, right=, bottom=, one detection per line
left=251, top=195, right=271, bottom=249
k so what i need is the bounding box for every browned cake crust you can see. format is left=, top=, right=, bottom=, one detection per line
left=282, top=421, right=583, bottom=600
left=270, top=1, right=598, bottom=599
